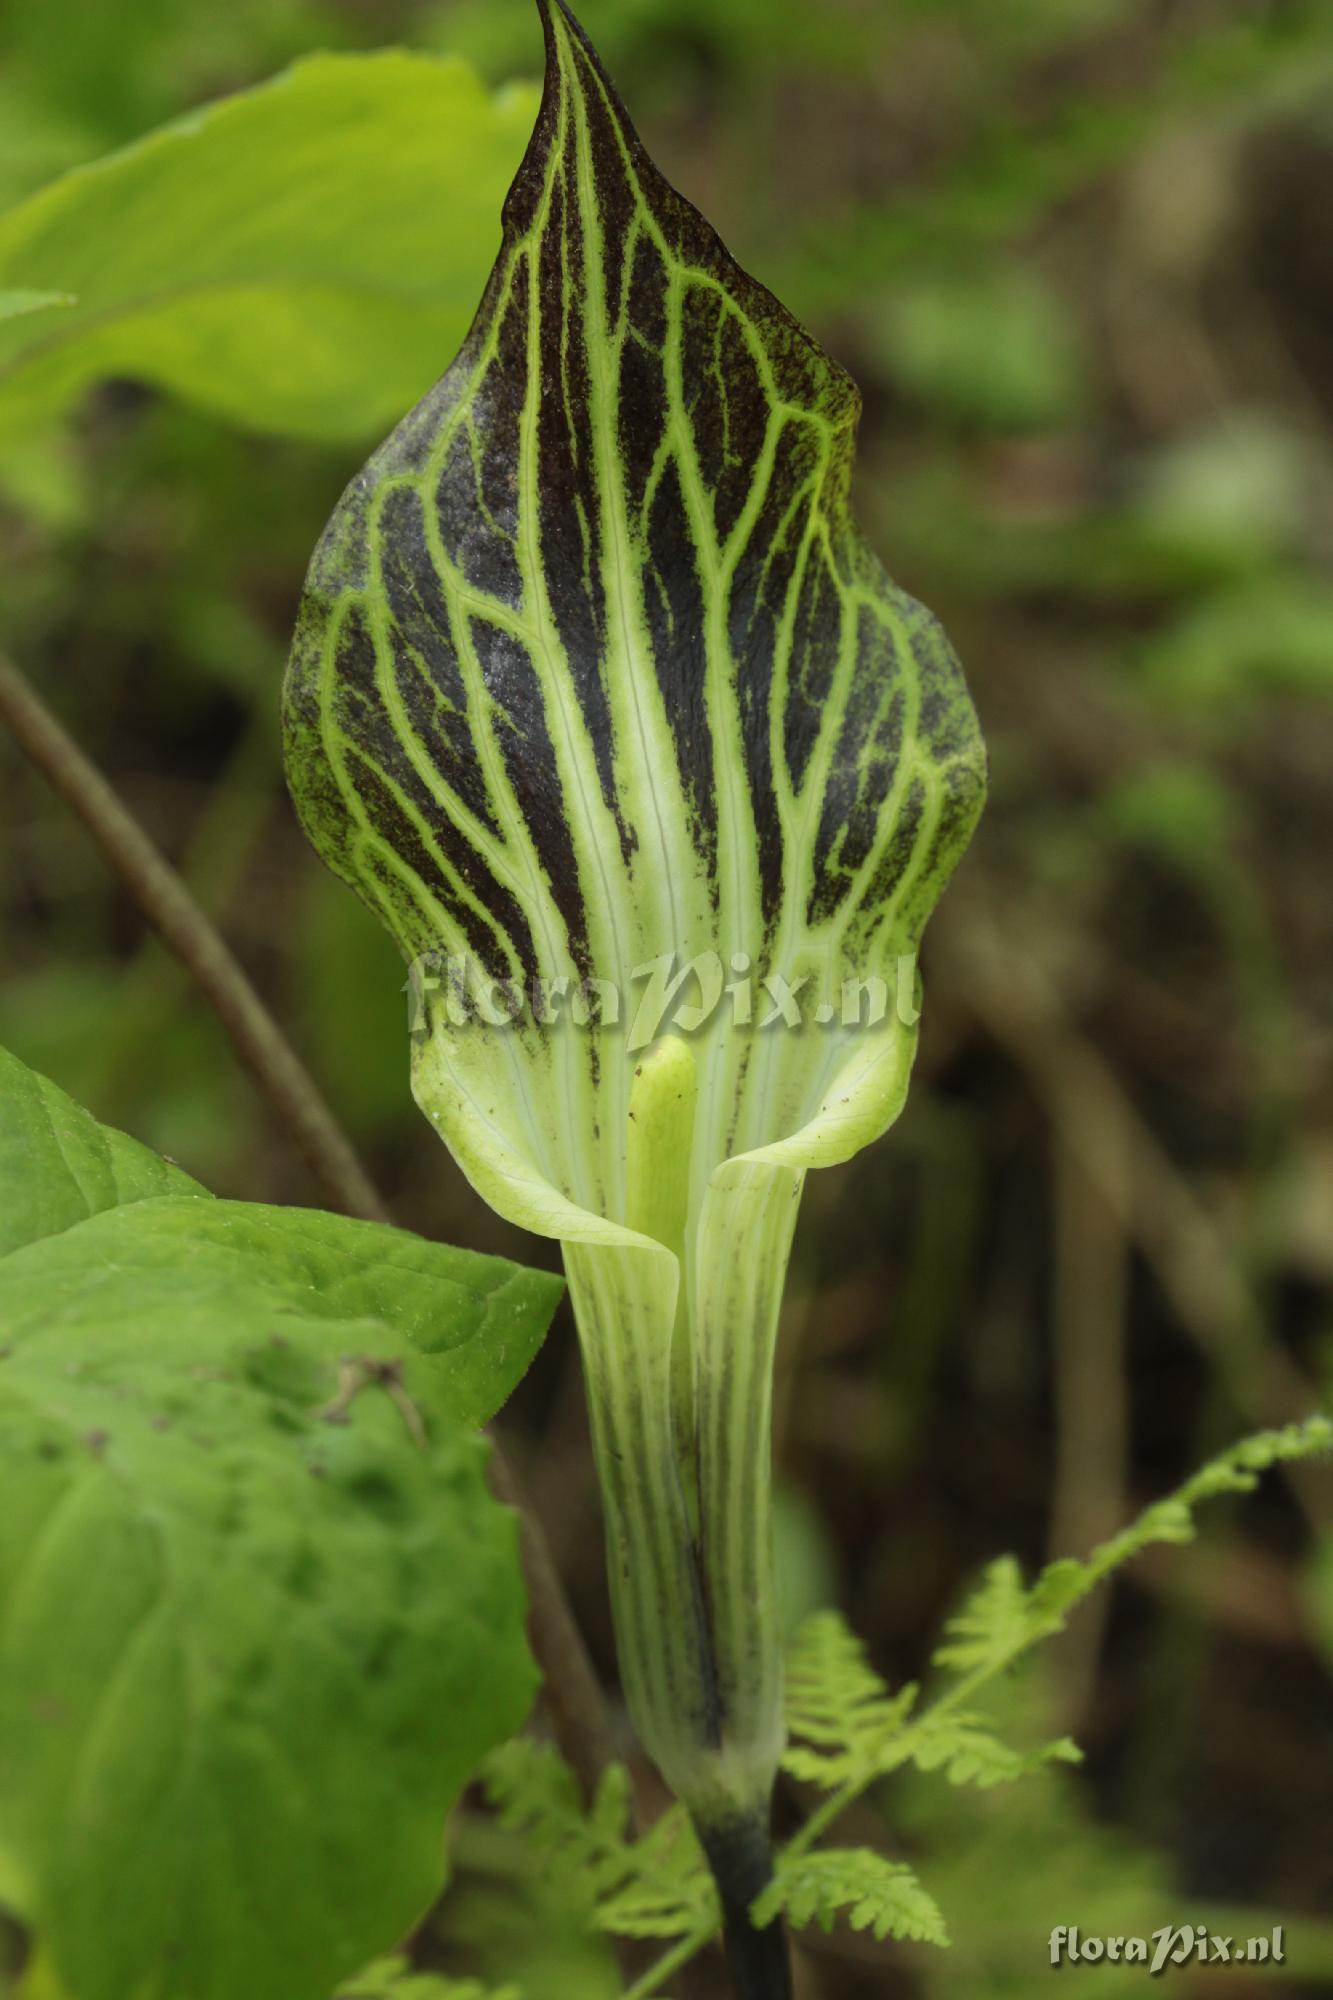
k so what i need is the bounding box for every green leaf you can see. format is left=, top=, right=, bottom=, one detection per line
left=0, top=1224, right=543, bottom=2000
left=284, top=0, right=984, bottom=1825
left=0, top=1195, right=560, bottom=1435
left=754, top=1848, right=949, bottom=1948
left=0, top=1041, right=205, bottom=1257
left=0, top=1047, right=562, bottom=2000
left=0, top=1045, right=561, bottom=1431
left=0, top=54, right=538, bottom=445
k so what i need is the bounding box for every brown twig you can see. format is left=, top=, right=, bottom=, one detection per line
left=0, top=649, right=387, bottom=1224
left=485, top=1440, right=621, bottom=1805
left=0, top=648, right=622, bottom=1812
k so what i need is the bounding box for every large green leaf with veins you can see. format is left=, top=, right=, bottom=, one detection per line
left=0, top=1197, right=559, bottom=1437
left=0, top=54, right=537, bottom=445
left=0, top=1048, right=560, bottom=2000
left=285, top=0, right=984, bottom=1844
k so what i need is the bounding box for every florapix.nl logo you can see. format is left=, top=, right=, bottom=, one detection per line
left=405, top=948, right=923, bottom=1052
left=1049, top=1925, right=1285, bottom=1974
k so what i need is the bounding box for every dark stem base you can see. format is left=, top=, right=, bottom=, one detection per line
left=699, top=1812, right=792, bottom=2000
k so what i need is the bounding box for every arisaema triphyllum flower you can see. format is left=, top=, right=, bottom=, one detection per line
left=283, top=3, right=985, bottom=1992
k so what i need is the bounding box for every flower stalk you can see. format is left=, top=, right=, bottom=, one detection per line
left=575, top=1036, right=796, bottom=1820
left=283, top=1, right=985, bottom=1989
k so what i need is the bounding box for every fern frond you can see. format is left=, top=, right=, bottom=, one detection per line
left=782, top=1610, right=917, bottom=1787
left=591, top=1803, right=717, bottom=1939
left=337, top=1959, right=520, bottom=2000
left=908, top=1712, right=1081, bottom=1788
left=481, top=1739, right=715, bottom=1941
left=1033, top=1416, right=1333, bottom=1622
left=935, top=1417, right=1332, bottom=1686
left=780, top=1418, right=1329, bottom=1867
left=483, top=1739, right=631, bottom=1909
left=754, top=1849, right=949, bottom=1947
left=785, top=1611, right=902, bottom=1740
left=931, top=1556, right=1035, bottom=1674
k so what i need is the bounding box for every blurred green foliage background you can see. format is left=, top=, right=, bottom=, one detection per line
left=1, top=0, right=1331, bottom=1994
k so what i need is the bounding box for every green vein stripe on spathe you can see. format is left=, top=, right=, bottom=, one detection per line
left=285, top=0, right=985, bottom=1063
